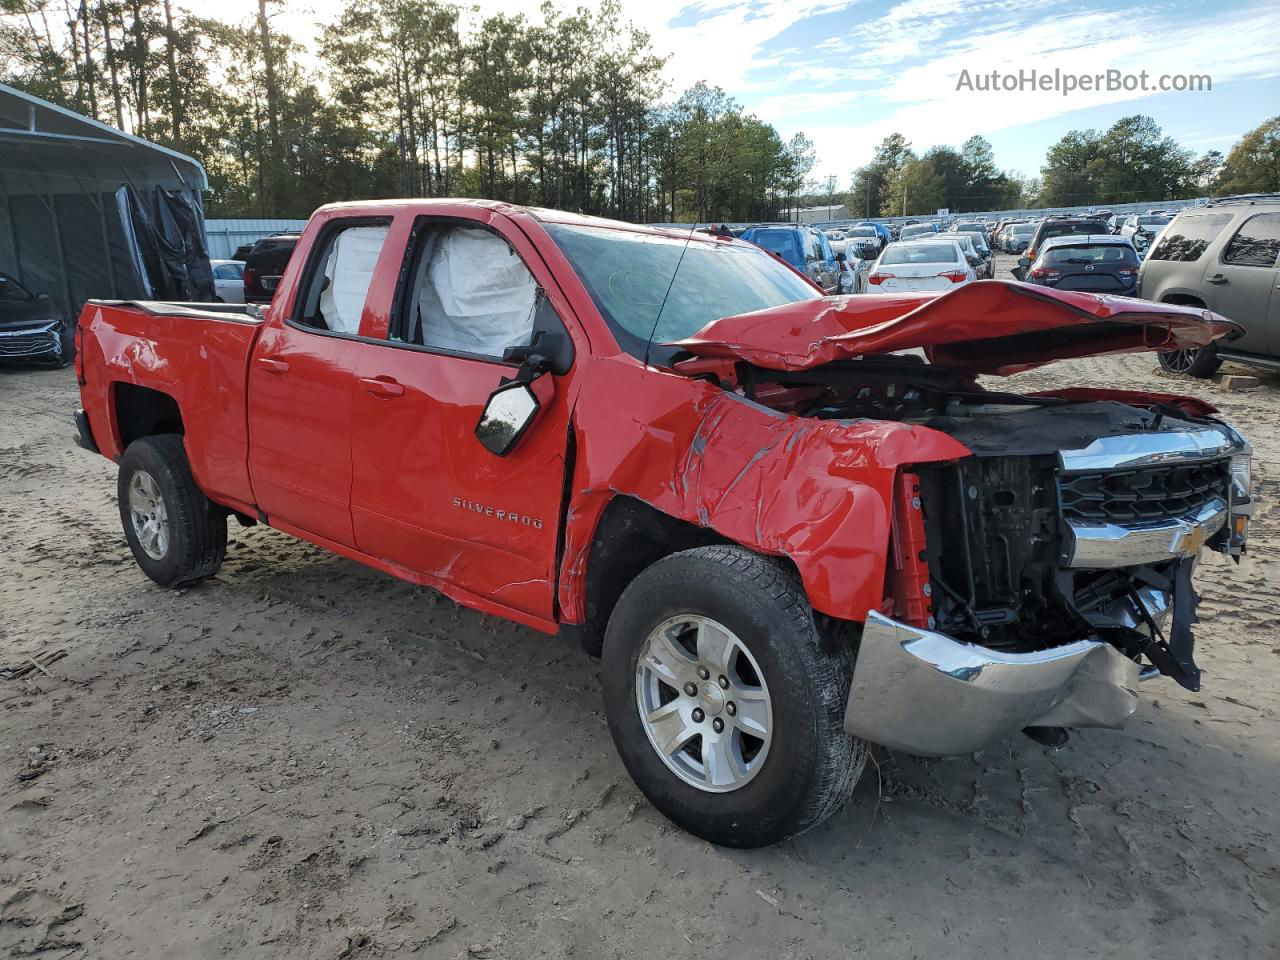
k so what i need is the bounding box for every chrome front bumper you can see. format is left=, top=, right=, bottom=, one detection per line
left=0, top=319, right=61, bottom=359
left=844, top=611, right=1141, bottom=756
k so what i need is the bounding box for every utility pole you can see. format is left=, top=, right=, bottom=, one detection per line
left=826, top=174, right=836, bottom=219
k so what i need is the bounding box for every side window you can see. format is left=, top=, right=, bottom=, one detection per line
left=396, top=223, right=537, bottom=360
left=1222, top=213, right=1280, bottom=268
left=295, top=221, right=391, bottom=334
left=1149, top=213, right=1232, bottom=262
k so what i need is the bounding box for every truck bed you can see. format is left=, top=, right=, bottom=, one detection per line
left=77, top=299, right=264, bottom=514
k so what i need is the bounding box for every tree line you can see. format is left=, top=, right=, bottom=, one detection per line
left=845, top=114, right=1280, bottom=217
left=0, top=0, right=816, bottom=221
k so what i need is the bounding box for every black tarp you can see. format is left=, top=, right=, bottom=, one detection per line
left=120, top=185, right=215, bottom=302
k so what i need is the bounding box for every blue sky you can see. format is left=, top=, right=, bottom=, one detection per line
left=649, top=0, right=1280, bottom=181
left=295, top=0, right=1280, bottom=183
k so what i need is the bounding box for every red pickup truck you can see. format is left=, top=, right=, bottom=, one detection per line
left=74, top=200, right=1253, bottom=847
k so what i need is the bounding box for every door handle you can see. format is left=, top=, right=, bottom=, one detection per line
left=256, top=356, right=290, bottom=373
left=358, top=376, right=404, bottom=398
left=1206, top=274, right=1228, bottom=285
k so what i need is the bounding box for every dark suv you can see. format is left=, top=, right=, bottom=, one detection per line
left=242, top=234, right=300, bottom=304
left=1139, top=195, right=1280, bottom=377
left=1014, top=217, right=1112, bottom=278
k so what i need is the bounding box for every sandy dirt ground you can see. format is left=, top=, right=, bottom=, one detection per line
left=3, top=265, right=1279, bottom=958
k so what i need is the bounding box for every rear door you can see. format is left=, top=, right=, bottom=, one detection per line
left=1206, top=212, right=1280, bottom=354
left=345, top=211, right=580, bottom=623
left=246, top=217, right=393, bottom=545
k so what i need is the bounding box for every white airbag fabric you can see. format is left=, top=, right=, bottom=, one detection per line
left=419, top=227, right=536, bottom=356
left=319, top=225, right=389, bottom=334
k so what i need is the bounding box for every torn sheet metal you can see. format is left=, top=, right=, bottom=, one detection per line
left=671, top=280, right=1241, bottom=377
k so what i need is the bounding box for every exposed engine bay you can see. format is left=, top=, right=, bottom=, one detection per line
left=731, top=354, right=1250, bottom=692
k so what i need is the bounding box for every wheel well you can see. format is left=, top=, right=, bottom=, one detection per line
left=576, top=497, right=729, bottom=656
left=113, top=383, right=184, bottom=450
left=1161, top=294, right=1207, bottom=308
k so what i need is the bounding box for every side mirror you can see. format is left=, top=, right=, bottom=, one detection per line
left=476, top=382, right=540, bottom=456
left=1017, top=256, right=1031, bottom=268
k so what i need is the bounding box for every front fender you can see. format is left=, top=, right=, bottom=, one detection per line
left=557, top=357, right=972, bottom=622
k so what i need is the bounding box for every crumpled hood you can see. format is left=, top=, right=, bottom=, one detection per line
left=671, top=280, right=1241, bottom=376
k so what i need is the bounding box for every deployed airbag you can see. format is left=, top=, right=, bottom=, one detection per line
left=319, top=225, right=388, bottom=334
left=418, top=227, right=536, bottom=356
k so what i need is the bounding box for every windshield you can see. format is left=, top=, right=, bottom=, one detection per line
left=1013, top=224, right=1035, bottom=235
left=0, top=274, right=33, bottom=302
left=1043, top=245, right=1138, bottom=266
left=848, top=227, right=877, bottom=237
left=1139, top=216, right=1171, bottom=228
left=881, top=243, right=960, bottom=265
left=545, top=223, right=819, bottom=362
left=900, top=225, right=934, bottom=238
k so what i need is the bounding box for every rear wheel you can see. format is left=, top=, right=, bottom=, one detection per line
left=601, top=545, right=865, bottom=847
left=117, top=434, right=226, bottom=587
left=1158, top=343, right=1221, bottom=378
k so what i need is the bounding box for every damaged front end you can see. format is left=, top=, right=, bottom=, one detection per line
left=665, top=280, right=1251, bottom=756
left=843, top=393, right=1251, bottom=756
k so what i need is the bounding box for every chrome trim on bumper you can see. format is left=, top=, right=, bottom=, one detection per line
left=1064, top=497, right=1228, bottom=568
left=844, top=611, right=1140, bottom=756
left=1058, top=423, right=1245, bottom=472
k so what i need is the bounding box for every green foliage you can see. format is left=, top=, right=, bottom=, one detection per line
left=1038, top=115, right=1200, bottom=205
left=1214, top=116, right=1280, bottom=195
left=0, top=0, right=807, bottom=221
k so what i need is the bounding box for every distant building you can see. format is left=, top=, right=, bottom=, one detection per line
left=789, top=204, right=850, bottom=224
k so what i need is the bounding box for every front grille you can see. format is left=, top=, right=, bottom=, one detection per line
left=1058, top=459, right=1229, bottom=523
left=0, top=332, right=58, bottom=357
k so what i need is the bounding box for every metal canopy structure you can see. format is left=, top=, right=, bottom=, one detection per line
left=0, top=83, right=211, bottom=318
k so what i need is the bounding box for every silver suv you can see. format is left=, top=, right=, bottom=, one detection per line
left=1139, top=195, right=1280, bottom=377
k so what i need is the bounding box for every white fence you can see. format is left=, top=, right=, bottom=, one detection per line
left=205, top=218, right=308, bottom=260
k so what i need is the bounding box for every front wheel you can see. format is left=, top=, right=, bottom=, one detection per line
left=1158, top=343, right=1221, bottom=378
left=117, top=434, right=227, bottom=587
left=601, top=545, right=866, bottom=847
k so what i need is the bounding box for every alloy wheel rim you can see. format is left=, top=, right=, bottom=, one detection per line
left=128, top=470, right=169, bottom=560
left=1163, top=348, right=1197, bottom=373
left=635, top=615, right=773, bottom=793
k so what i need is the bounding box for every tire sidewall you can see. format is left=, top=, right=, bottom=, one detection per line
left=601, top=555, right=835, bottom=844
left=118, top=439, right=192, bottom=585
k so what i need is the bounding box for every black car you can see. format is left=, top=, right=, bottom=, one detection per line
left=1022, top=236, right=1140, bottom=295
left=242, top=234, right=300, bottom=304
left=0, top=272, right=70, bottom=365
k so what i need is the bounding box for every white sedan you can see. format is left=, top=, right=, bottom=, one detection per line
left=867, top=239, right=975, bottom=292
left=211, top=259, right=246, bottom=304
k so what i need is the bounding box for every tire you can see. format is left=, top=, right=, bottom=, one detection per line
left=601, top=545, right=866, bottom=847
left=117, top=434, right=227, bottom=587
left=1157, top=342, right=1221, bottom=378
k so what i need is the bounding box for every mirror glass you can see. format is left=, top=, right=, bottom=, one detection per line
left=476, top=383, right=539, bottom=455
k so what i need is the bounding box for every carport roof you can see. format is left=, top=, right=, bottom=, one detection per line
left=0, top=82, right=207, bottom=195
